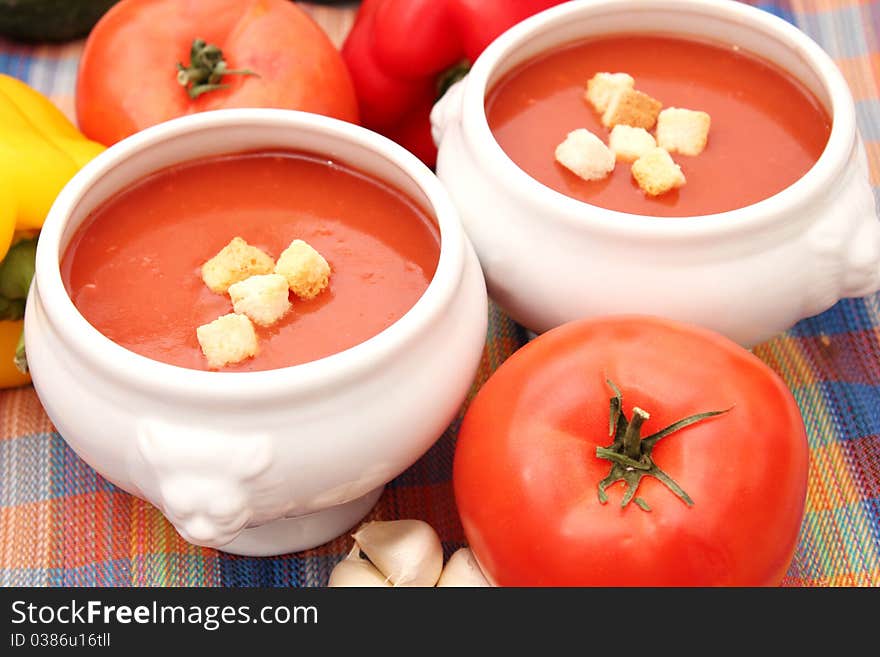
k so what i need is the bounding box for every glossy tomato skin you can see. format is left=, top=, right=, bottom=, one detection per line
left=76, top=0, right=359, bottom=145
left=454, top=316, right=809, bottom=587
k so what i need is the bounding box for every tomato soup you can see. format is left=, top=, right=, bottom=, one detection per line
left=486, top=35, right=831, bottom=217
left=62, top=152, right=441, bottom=371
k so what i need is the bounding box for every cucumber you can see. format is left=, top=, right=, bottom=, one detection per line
left=0, top=0, right=120, bottom=43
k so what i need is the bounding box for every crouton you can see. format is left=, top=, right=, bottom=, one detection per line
left=631, top=147, right=686, bottom=196
left=275, top=239, right=331, bottom=300
left=201, top=237, right=275, bottom=294
left=554, top=128, right=615, bottom=181
left=601, top=88, right=662, bottom=130
left=228, top=274, right=291, bottom=327
left=656, top=107, right=711, bottom=156
left=196, top=313, right=258, bottom=369
left=608, top=125, right=657, bottom=162
left=585, top=72, right=635, bottom=114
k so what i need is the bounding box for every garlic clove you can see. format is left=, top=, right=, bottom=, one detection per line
left=328, top=545, right=391, bottom=587
left=437, top=548, right=492, bottom=587
left=352, top=519, right=443, bottom=587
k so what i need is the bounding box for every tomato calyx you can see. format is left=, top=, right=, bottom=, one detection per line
left=596, top=379, right=730, bottom=512
left=176, top=39, right=258, bottom=100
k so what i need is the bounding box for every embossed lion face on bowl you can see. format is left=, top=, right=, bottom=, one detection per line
left=135, top=422, right=274, bottom=547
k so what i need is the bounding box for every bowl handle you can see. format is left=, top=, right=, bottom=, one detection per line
left=430, top=77, right=467, bottom=147
left=805, top=138, right=880, bottom=313
left=129, top=419, right=274, bottom=549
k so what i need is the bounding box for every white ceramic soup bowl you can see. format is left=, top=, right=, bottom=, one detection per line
left=431, top=0, right=880, bottom=347
left=26, top=108, right=488, bottom=556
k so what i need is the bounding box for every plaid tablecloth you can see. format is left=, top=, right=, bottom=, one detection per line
left=1, top=0, right=879, bottom=587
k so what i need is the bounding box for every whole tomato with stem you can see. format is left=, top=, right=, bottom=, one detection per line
left=76, top=0, right=358, bottom=146
left=454, top=316, right=809, bottom=587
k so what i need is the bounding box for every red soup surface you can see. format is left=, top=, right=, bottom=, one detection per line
left=486, top=35, right=832, bottom=217
left=62, top=151, right=441, bottom=371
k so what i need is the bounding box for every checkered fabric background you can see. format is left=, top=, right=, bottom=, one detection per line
left=1, top=1, right=878, bottom=586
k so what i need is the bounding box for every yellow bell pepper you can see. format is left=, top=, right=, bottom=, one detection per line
left=0, top=74, right=106, bottom=388
left=0, top=73, right=105, bottom=241
left=0, top=178, right=13, bottom=267
left=0, top=319, right=29, bottom=388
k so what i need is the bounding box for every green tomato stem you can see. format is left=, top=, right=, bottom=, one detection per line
left=596, top=379, right=730, bottom=512
left=622, top=407, right=649, bottom=459
left=176, top=38, right=258, bottom=100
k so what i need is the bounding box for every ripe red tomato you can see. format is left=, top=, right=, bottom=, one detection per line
left=454, top=316, right=809, bottom=586
left=76, top=0, right=359, bottom=145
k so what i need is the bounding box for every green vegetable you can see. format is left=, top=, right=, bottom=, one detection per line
left=0, top=0, right=120, bottom=43
left=0, top=237, right=35, bottom=375
left=0, top=237, right=36, bottom=322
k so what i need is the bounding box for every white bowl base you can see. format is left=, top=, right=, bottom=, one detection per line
left=218, top=486, right=385, bottom=557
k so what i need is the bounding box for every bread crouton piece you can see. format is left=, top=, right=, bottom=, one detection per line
left=656, top=107, right=711, bottom=156
left=601, top=88, right=662, bottom=130
left=631, top=147, right=686, bottom=196
left=585, top=72, right=635, bottom=114
left=201, top=237, right=275, bottom=294
left=554, top=128, right=615, bottom=182
left=608, top=125, right=657, bottom=162
left=196, top=313, right=258, bottom=369
left=228, top=274, right=291, bottom=327
left=275, top=239, right=331, bottom=300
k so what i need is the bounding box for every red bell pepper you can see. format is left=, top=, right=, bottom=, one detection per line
left=341, top=0, right=569, bottom=167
